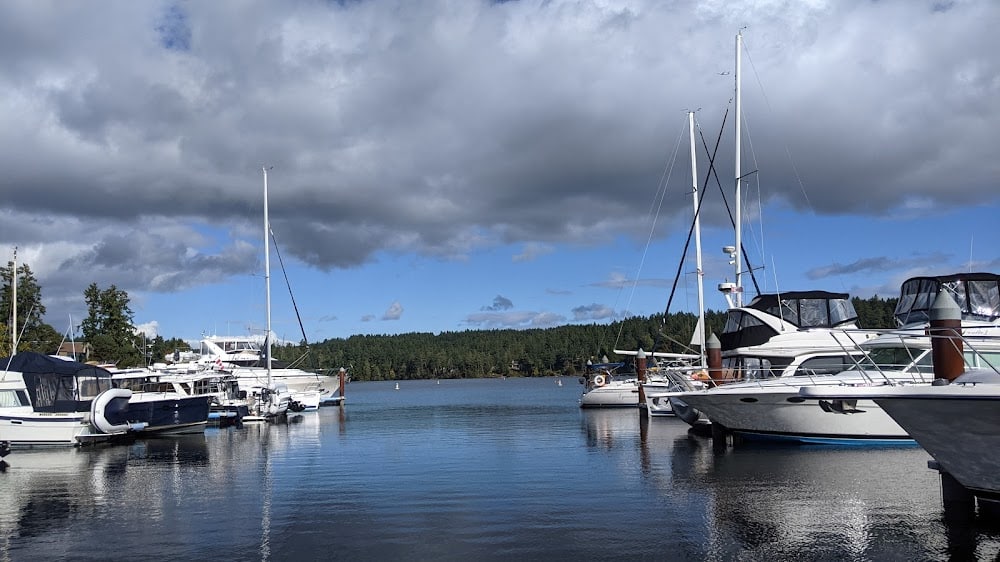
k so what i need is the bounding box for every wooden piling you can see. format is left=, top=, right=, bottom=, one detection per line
left=339, top=367, right=347, bottom=404
left=636, top=348, right=647, bottom=407
left=929, top=290, right=964, bottom=382
left=706, top=333, right=723, bottom=387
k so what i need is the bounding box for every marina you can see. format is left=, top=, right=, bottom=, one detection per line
left=0, top=5, right=997, bottom=561
left=1, top=377, right=998, bottom=560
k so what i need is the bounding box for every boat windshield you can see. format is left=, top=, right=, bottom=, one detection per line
left=851, top=347, right=934, bottom=374
left=722, top=356, right=793, bottom=380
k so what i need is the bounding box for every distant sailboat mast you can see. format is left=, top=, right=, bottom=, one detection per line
left=10, top=247, right=16, bottom=352
left=733, top=30, right=744, bottom=308
left=688, top=112, right=706, bottom=367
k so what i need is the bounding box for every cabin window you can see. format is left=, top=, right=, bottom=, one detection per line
left=911, top=351, right=935, bottom=375
left=28, top=374, right=76, bottom=409
left=829, top=299, right=856, bottom=325
left=794, top=356, right=853, bottom=377
left=798, top=299, right=827, bottom=327
left=0, top=390, right=27, bottom=408
left=77, top=376, right=110, bottom=399
left=723, top=356, right=792, bottom=379
left=964, top=351, right=1000, bottom=370
left=967, top=280, right=1000, bottom=320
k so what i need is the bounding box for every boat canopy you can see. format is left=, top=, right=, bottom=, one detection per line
left=893, top=273, right=1000, bottom=326
left=744, top=291, right=857, bottom=328
left=1, top=352, right=113, bottom=413
left=719, top=291, right=858, bottom=350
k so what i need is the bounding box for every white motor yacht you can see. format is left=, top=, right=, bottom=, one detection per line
left=675, top=273, right=1000, bottom=444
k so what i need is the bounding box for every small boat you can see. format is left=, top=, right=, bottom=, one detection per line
left=579, top=359, right=646, bottom=408
left=0, top=353, right=146, bottom=448
left=110, top=369, right=212, bottom=435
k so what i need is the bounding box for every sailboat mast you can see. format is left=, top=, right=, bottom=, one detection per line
left=10, top=247, right=16, bottom=353
left=688, top=112, right=706, bottom=366
left=263, top=167, right=272, bottom=385
left=734, top=30, right=744, bottom=307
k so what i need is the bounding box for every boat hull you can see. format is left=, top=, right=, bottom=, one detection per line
left=579, top=382, right=640, bottom=408
left=0, top=411, right=111, bottom=447
left=679, top=385, right=911, bottom=444
left=125, top=394, right=211, bottom=435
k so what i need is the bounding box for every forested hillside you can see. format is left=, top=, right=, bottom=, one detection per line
left=274, top=296, right=898, bottom=381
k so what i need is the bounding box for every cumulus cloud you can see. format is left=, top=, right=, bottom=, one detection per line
left=482, top=295, right=514, bottom=311
left=134, top=320, right=159, bottom=339
left=512, top=242, right=555, bottom=263
left=571, top=303, right=615, bottom=321
left=464, top=311, right=566, bottom=329
left=807, top=253, right=950, bottom=280
left=0, top=1, right=996, bottom=332
left=382, top=301, right=403, bottom=321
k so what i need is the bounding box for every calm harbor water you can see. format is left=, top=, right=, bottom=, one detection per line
left=1, top=377, right=998, bottom=561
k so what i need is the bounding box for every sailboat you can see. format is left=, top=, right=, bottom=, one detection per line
left=662, top=31, right=879, bottom=438
left=242, top=167, right=292, bottom=422
left=640, top=111, right=711, bottom=417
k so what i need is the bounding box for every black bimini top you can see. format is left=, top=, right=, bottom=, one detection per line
left=719, top=291, right=859, bottom=351
left=893, top=273, right=1000, bottom=326
left=1, top=352, right=114, bottom=413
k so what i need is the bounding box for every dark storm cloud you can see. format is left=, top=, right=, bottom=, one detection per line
left=0, top=1, right=996, bottom=327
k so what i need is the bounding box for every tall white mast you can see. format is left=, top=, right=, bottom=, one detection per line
left=263, top=167, right=272, bottom=386
left=689, top=112, right=706, bottom=366
left=734, top=30, right=743, bottom=307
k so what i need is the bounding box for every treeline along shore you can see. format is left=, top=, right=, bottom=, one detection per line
left=274, top=296, right=899, bottom=382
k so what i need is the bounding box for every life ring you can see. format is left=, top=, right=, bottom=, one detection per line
left=593, top=374, right=606, bottom=387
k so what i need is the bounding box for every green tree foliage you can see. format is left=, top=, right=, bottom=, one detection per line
left=81, top=283, right=143, bottom=367
left=273, top=309, right=727, bottom=382
left=852, top=295, right=899, bottom=329
left=0, top=261, right=61, bottom=355
left=271, top=296, right=900, bottom=383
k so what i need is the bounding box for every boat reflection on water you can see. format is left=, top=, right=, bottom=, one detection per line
left=0, top=445, right=132, bottom=559
left=638, top=425, right=1000, bottom=560
left=581, top=409, right=643, bottom=451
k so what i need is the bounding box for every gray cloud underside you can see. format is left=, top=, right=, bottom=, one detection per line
left=0, top=1, right=997, bottom=326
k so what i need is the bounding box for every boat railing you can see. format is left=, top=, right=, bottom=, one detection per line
left=824, top=326, right=1000, bottom=387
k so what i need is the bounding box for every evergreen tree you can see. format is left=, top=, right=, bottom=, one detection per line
left=81, top=283, right=143, bottom=366
left=0, top=260, right=60, bottom=355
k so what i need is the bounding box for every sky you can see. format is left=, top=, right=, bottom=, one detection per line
left=1, top=0, right=998, bottom=349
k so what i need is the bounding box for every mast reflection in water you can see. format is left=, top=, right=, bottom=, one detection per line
left=0, top=378, right=997, bottom=561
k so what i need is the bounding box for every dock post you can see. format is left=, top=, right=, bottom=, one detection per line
left=934, top=461, right=975, bottom=516
left=339, top=367, right=347, bottom=405
left=706, top=333, right=722, bottom=387
left=929, top=290, right=963, bottom=382
left=636, top=348, right=647, bottom=408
